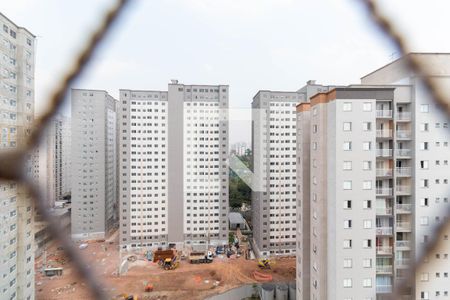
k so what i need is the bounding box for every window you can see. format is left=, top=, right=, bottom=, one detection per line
left=420, top=104, right=429, bottom=113
left=343, top=181, right=352, bottom=190
left=363, top=278, right=372, bottom=288
left=343, top=161, right=352, bottom=170
left=420, top=273, right=429, bottom=281
left=363, top=220, right=372, bottom=229
left=313, top=125, right=318, bottom=133
left=363, top=239, right=372, bottom=248
left=363, top=161, right=372, bottom=170
left=420, top=123, right=429, bottom=131
left=343, top=103, right=352, bottom=111
left=343, top=278, right=352, bottom=288
left=420, top=217, right=429, bottom=225
left=343, top=200, right=352, bottom=209
left=343, top=239, right=352, bottom=248
left=343, top=122, right=352, bottom=131
left=343, top=141, right=352, bottom=151
left=420, top=160, right=429, bottom=169
left=343, top=259, right=352, bottom=268
left=363, top=258, right=372, bottom=268
left=363, top=181, right=372, bottom=190
left=363, top=200, right=372, bottom=209
left=363, top=142, right=372, bottom=151
left=344, top=220, right=352, bottom=229
left=363, top=102, right=372, bottom=111
left=420, top=198, right=429, bottom=206
left=420, top=142, right=429, bottom=150
left=362, top=122, right=372, bottom=131
left=420, top=179, right=429, bottom=188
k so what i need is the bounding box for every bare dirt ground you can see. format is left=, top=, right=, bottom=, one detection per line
left=35, top=233, right=295, bottom=300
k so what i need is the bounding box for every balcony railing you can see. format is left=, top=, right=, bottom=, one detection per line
left=396, top=203, right=412, bottom=213
left=376, top=188, right=393, bottom=196
left=377, top=129, right=393, bottom=138
left=376, top=168, right=393, bottom=177
left=396, top=222, right=411, bottom=231
left=377, top=246, right=393, bottom=255
left=396, top=130, right=412, bottom=139
left=376, top=265, right=393, bottom=273
left=376, top=149, right=393, bottom=157
left=377, top=110, right=393, bottom=118
left=376, top=206, right=393, bottom=215
left=396, top=259, right=410, bottom=267
left=396, top=112, right=411, bottom=121
left=376, top=227, right=393, bottom=235
left=396, top=240, right=411, bottom=249
left=376, top=285, right=393, bottom=293
left=396, top=185, right=411, bottom=194
left=396, top=167, right=411, bottom=176
left=395, top=149, right=411, bottom=157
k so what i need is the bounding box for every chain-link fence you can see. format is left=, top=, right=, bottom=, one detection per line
left=0, top=0, right=449, bottom=299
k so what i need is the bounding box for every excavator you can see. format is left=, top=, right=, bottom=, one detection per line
left=258, top=258, right=271, bottom=269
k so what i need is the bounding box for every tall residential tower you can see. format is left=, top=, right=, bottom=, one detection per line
left=71, top=89, right=118, bottom=240
left=119, top=81, right=229, bottom=250
left=0, top=12, right=35, bottom=300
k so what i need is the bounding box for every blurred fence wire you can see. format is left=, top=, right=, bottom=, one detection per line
left=362, top=0, right=450, bottom=299
left=0, top=0, right=449, bottom=299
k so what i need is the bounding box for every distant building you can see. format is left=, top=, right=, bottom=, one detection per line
left=251, top=81, right=333, bottom=257
left=231, top=142, right=249, bottom=156
left=119, top=81, right=229, bottom=250
left=71, top=89, right=118, bottom=240
left=229, top=212, right=246, bottom=230
left=0, top=12, right=36, bottom=300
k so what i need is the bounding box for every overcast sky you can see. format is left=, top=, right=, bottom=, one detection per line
left=2, top=0, right=450, bottom=144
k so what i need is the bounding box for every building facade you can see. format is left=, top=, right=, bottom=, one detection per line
left=119, top=81, right=229, bottom=250
left=36, top=115, right=71, bottom=208
left=296, top=55, right=450, bottom=299
left=251, top=81, right=332, bottom=257
left=0, top=12, right=35, bottom=300
left=71, top=89, right=118, bottom=240
left=361, top=53, right=450, bottom=300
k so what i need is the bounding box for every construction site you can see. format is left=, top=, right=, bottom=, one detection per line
left=35, top=229, right=296, bottom=300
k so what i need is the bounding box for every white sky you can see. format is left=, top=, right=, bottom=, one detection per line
left=2, top=0, right=450, bottom=144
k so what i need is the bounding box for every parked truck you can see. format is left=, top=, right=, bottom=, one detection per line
left=189, top=250, right=213, bottom=264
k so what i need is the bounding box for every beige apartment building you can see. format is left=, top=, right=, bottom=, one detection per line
left=296, top=53, right=450, bottom=300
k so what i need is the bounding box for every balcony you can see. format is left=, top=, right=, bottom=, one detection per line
left=377, top=246, right=393, bottom=255
left=396, top=240, right=411, bottom=249
left=377, top=129, right=393, bottom=138
left=376, top=168, right=393, bottom=177
left=396, top=185, right=411, bottom=195
left=376, top=206, right=393, bottom=215
left=396, top=203, right=412, bottom=213
left=396, top=112, right=411, bottom=121
left=376, top=187, right=393, bottom=196
left=396, top=167, right=411, bottom=177
left=376, top=285, right=393, bottom=293
left=395, top=149, right=411, bottom=157
left=396, top=130, right=412, bottom=139
left=396, top=258, right=410, bottom=268
left=376, top=149, right=393, bottom=157
left=377, top=110, right=393, bottom=118
left=396, top=221, right=411, bottom=232
left=376, top=227, right=393, bottom=235
left=376, top=264, right=393, bottom=274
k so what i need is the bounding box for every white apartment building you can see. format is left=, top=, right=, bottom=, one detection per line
left=251, top=81, right=332, bottom=257
left=360, top=53, right=450, bottom=300
left=296, top=54, right=450, bottom=300
left=119, top=81, right=229, bottom=250
left=71, top=89, right=118, bottom=240
left=0, top=13, right=35, bottom=300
